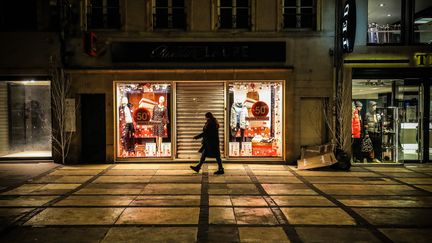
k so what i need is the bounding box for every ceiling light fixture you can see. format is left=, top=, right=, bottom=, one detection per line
left=379, top=3, right=385, bottom=7
left=387, top=14, right=392, bottom=17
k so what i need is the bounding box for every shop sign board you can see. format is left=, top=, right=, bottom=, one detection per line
left=414, top=53, right=432, bottom=66
left=342, top=0, right=356, bottom=53
left=111, top=42, right=286, bottom=63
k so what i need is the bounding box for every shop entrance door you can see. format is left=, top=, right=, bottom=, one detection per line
left=81, top=94, right=106, bottom=163
left=176, top=82, right=225, bottom=159
left=395, top=80, right=423, bottom=162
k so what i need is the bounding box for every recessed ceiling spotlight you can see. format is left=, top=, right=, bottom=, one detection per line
left=387, top=14, right=392, bottom=17
left=379, top=3, right=385, bottom=7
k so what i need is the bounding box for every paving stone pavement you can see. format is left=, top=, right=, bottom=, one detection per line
left=0, top=163, right=431, bottom=242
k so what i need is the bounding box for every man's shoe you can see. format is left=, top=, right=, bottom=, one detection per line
left=214, top=169, right=224, bottom=175
left=190, top=165, right=200, bottom=173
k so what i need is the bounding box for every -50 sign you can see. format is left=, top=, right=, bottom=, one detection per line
left=252, top=101, right=269, bottom=117
left=134, top=108, right=151, bottom=125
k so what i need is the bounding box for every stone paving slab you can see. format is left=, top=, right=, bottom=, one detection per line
left=336, top=196, right=432, bottom=207
left=1, top=227, right=110, bottom=243
left=280, top=207, right=357, bottom=225
left=379, top=228, right=432, bottom=243
left=131, top=195, right=201, bottom=206
left=354, top=208, right=432, bottom=226
left=238, top=227, right=290, bottom=242
left=54, top=195, right=135, bottom=206
left=295, top=227, right=380, bottom=243
left=0, top=163, right=431, bottom=242
left=25, top=207, right=124, bottom=225
left=102, top=227, right=197, bottom=243
left=0, top=196, right=57, bottom=207
left=116, top=207, right=199, bottom=225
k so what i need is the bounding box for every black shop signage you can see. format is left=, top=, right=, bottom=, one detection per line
left=341, top=0, right=356, bottom=53
left=111, top=42, right=286, bottom=63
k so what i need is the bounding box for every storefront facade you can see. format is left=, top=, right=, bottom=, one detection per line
left=344, top=0, right=432, bottom=164
left=69, top=68, right=295, bottom=163
left=0, top=1, right=337, bottom=164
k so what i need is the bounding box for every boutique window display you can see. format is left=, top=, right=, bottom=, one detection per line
left=116, top=82, right=171, bottom=158
left=228, top=82, right=283, bottom=157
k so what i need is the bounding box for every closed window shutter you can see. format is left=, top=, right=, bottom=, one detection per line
left=0, top=83, right=8, bottom=155
left=176, top=82, right=225, bottom=159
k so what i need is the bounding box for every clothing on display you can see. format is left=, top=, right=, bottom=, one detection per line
left=119, top=101, right=135, bottom=154
left=228, top=82, right=283, bottom=157
left=152, top=105, right=169, bottom=137
left=352, top=101, right=363, bottom=162
left=365, top=101, right=382, bottom=162
left=230, top=101, right=248, bottom=147
left=117, top=83, right=171, bottom=158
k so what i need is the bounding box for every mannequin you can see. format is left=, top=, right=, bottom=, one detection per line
left=365, top=101, right=382, bottom=162
left=352, top=101, right=363, bottom=162
left=230, top=100, right=248, bottom=148
left=152, top=96, right=169, bottom=155
left=119, top=96, right=135, bottom=155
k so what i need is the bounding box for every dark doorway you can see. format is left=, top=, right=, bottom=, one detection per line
left=81, top=94, right=106, bottom=163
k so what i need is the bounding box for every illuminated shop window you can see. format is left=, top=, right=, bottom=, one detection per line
left=0, top=81, right=52, bottom=158
left=116, top=82, right=171, bottom=158
left=228, top=82, right=283, bottom=157
left=367, top=0, right=402, bottom=44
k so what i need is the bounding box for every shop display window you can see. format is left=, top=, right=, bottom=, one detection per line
left=116, top=82, right=171, bottom=158
left=352, top=79, right=424, bottom=163
left=0, top=81, right=52, bottom=158
left=228, top=82, right=283, bottom=157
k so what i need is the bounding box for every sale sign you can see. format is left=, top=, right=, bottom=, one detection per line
left=134, top=108, right=151, bottom=125
left=251, top=101, right=269, bottom=117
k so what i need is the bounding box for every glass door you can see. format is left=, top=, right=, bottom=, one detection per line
left=395, top=80, right=423, bottom=162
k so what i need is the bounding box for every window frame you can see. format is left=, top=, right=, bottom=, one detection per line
left=86, top=0, right=122, bottom=30
left=152, top=0, right=187, bottom=30
left=216, top=0, right=252, bottom=30
left=281, top=0, right=317, bottom=31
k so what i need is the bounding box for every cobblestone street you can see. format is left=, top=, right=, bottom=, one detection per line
left=0, top=163, right=431, bottom=242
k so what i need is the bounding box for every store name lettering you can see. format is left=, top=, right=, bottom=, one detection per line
left=151, top=45, right=249, bottom=60
left=415, top=53, right=432, bottom=66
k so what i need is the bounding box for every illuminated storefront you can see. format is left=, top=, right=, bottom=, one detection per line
left=0, top=80, right=52, bottom=159
left=114, top=80, right=285, bottom=161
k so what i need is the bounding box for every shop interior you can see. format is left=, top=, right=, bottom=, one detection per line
left=0, top=81, right=52, bottom=159
left=352, top=79, right=425, bottom=163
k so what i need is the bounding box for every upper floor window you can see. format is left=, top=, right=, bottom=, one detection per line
left=153, top=0, right=186, bottom=29
left=367, top=0, right=401, bottom=44
left=0, top=0, right=38, bottom=31
left=283, top=0, right=316, bottom=30
left=414, top=1, right=432, bottom=44
left=217, top=0, right=251, bottom=29
left=87, top=0, right=121, bottom=29
left=367, top=0, right=432, bottom=45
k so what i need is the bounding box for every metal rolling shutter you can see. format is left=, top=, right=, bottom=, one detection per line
left=176, top=82, right=225, bottom=159
left=0, top=83, right=8, bottom=156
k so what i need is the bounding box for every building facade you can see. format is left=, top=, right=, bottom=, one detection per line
left=0, top=0, right=337, bottom=164
left=345, top=0, right=432, bottom=164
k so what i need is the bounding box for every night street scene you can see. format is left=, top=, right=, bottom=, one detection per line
left=0, top=0, right=432, bottom=242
